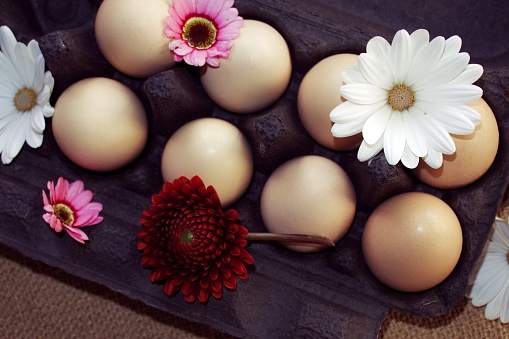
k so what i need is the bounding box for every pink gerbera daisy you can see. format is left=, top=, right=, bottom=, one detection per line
left=42, top=177, right=103, bottom=244
left=164, top=0, right=243, bottom=67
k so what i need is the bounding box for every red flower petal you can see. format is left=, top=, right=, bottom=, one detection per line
left=223, top=273, right=237, bottom=290
left=198, top=288, right=210, bottom=303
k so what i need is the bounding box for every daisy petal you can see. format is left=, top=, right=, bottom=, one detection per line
left=331, top=118, right=366, bottom=138
left=383, top=111, right=405, bottom=165
left=340, top=83, right=388, bottom=105
left=442, top=35, right=462, bottom=59
left=32, top=54, right=45, bottom=90
left=414, top=101, right=475, bottom=135
left=358, top=53, right=392, bottom=90
left=358, top=137, right=384, bottom=162
left=494, top=220, right=509, bottom=248
left=5, top=112, right=29, bottom=162
left=362, top=104, right=392, bottom=145
left=70, top=190, right=94, bottom=210
left=67, top=180, right=85, bottom=201
left=405, top=36, right=445, bottom=87
left=14, top=43, right=35, bottom=87
left=201, top=0, right=223, bottom=18
left=0, top=26, right=17, bottom=61
left=416, top=112, right=456, bottom=154
left=330, top=100, right=386, bottom=124
left=366, top=36, right=390, bottom=60
left=27, top=39, right=43, bottom=60
left=25, top=129, right=43, bottom=149
left=422, top=146, right=443, bottom=169
left=403, top=107, right=427, bottom=157
left=472, top=269, right=509, bottom=306
left=457, top=103, right=482, bottom=125
left=449, top=64, right=483, bottom=84
left=65, top=226, right=89, bottom=244
left=409, top=29, right=430, bottom=56
left=417, top=84, right=483, bottom=105
left=30, top=105, right=45, bottom=134
left=341, top=65, right=368, bottom=85
left=401, top=144, right=419, bottom=169
left=413, top=52, right=470, bottom=91
left=389, top=29, right=413, bottom=83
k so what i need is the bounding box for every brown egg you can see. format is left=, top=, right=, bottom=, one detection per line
left=412, top=98, right=499, bottom=189
left=161, top=118, right=253, bottom=207
left=95, top=0, right=175, bottom=78
left=52, top=77, right=148, bottom=172
left=362, top=192, right=463, bottom=292
left=297, top=53, right=362, bottom=151
left=260, top=155, right=356, bottom=252
left=199, top=20, right=292, bottom=114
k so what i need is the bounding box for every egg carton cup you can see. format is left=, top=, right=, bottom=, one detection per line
left=1, top=0, right=509, bottom=338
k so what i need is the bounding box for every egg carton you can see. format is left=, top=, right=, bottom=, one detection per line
left=1, top=0, right=508, bottom=338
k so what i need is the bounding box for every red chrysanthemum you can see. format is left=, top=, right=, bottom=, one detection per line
left=137, top=175, right=254, bottom=303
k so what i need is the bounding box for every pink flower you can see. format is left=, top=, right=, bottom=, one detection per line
left=164, top=0, right=243, bottom=67
left=42, top=177, right=103, bottom=243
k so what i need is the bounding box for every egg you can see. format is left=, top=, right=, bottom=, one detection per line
left=199, top=20, right=292, bottom=114
left=297, top=54, right=363, bottom=150
left=260, top=155, right=356, bottom=252
left=161, top=118, right=253, bottom=207
left=52, top=77, right=148, bottom=172
left=95, top=0, right=175, bottom=78
left=362, top=192, right=463, bottom=292
left=412, top=98, right=499, bottom=189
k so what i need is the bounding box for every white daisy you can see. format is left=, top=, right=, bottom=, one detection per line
left=468, top=218, right=509, bottom=323
left=330, top=29, right=483, bottom=169
left=0, top=25, right=54, bottom=165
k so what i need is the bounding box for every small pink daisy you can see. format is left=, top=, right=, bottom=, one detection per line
left=164, top=0, right=243, bottom=67
left=42, top=177, right=103, bottom=244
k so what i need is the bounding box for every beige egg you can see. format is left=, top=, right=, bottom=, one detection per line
left=362, top=192, right=463, bottom=292
left=297, top=53, right=363, bottom=151
left=52, top=77, right=148, bottom=172
left=199, top=19, right=292, bottom=114
left=95, top=0, right=175, bottom=78
left=161, top=118, right=253, bottom=207
left=260, top=155, right=356, bottom=252
left=412, top=98, right=499, bottom=189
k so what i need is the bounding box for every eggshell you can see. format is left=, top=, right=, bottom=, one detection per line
left=199, top=19, right=292, bottom=114
left=297, top=53, right=363, bottom=150
left=52, top=77, right=148, bottom=172
left=260, top=155, right=356, bottom=252
left=161, top=118, right=253, bottom=207
left=412, top=98, right=499, bottom=189
left=362, top=192, right=463, bottom=292
left=95, top=0, right=175, bottom=78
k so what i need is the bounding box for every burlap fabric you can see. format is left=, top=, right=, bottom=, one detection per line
left=1, top=244, right=507, bottom=339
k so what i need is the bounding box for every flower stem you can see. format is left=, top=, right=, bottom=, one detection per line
left=246, top=232, right=335, bottom=247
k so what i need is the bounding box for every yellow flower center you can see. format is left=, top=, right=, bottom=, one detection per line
left=388, top=84, right=415, bottom=111
left=13, top=87, right=37, bottom=112
left=54, top=203, right=75, bottom=227
left=182, top=17, right=217, bottom=49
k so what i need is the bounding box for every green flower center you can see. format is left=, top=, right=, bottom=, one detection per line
left=388, top=84, right=414, bottom=111
left=180, top=230, right=194, bottom=245
left=182, top=17, right=217, bottom=49
left=54, top=203, right=74, bottom=227
left=14, top=87, right=37, bottom=112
